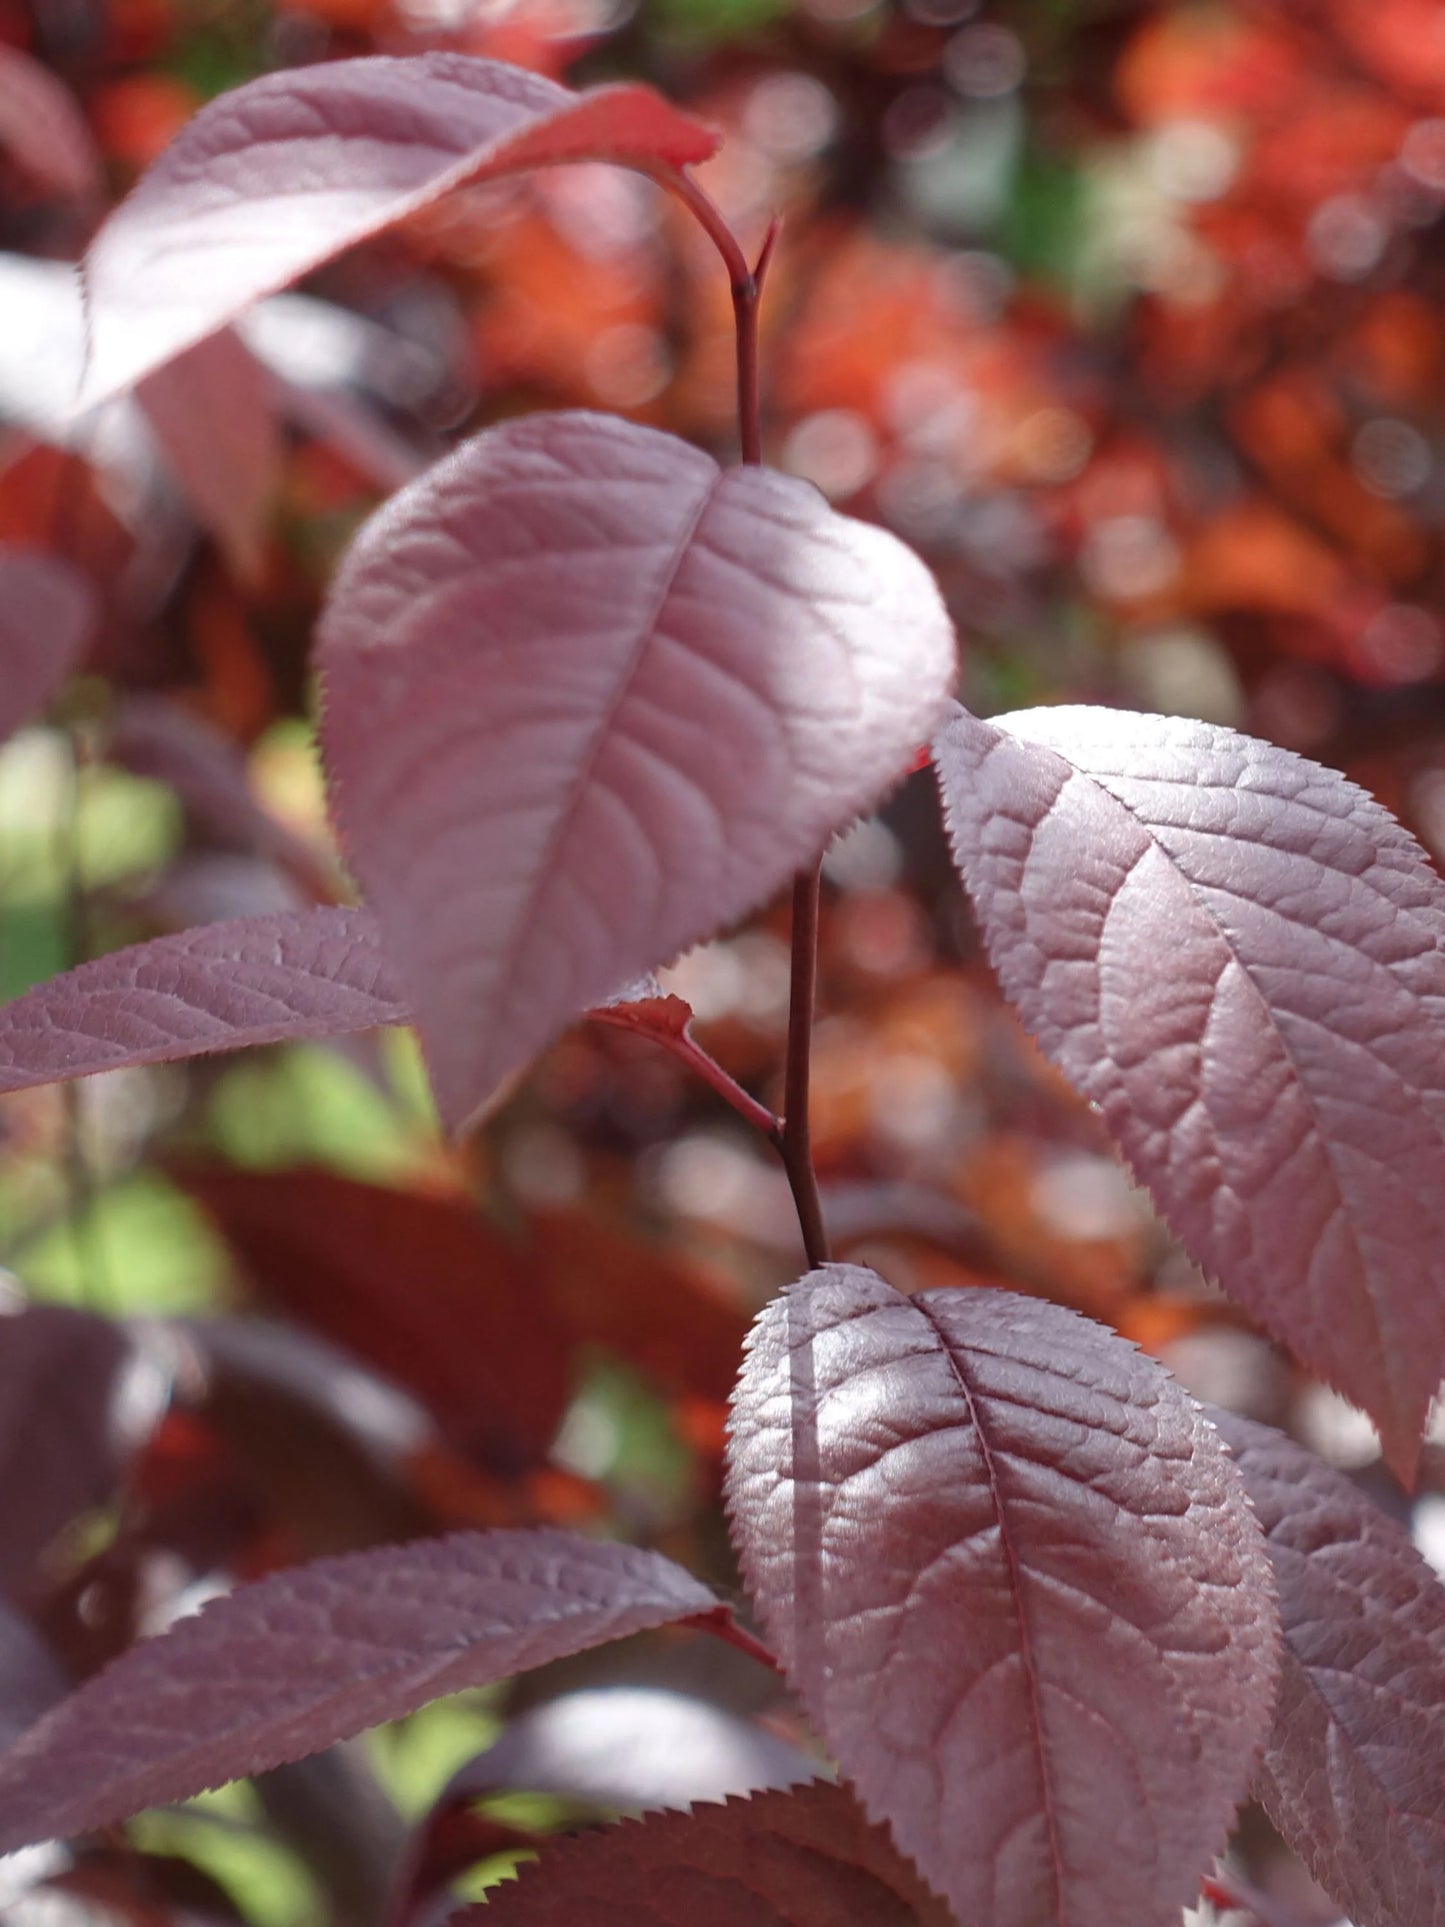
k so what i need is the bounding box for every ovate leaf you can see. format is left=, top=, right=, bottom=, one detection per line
left=1215, top=1409, right=1445, bottom=1927
left=0, top=548, right=95, bottom=749
left=80, top=57, right=717, bottom=403
left=0, top=1529, right=718, bottom=1854
left=935, top=702, right=1445, bottom=1483
left=318, top=411, right=956, bottom=1133
left=463, top=1782, right=956, bottom=1924
left=726, top=1264, right=1279, bottom=1927
left=0, top=908, right=407, bottom=1092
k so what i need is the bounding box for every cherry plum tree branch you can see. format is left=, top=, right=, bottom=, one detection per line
left=669, top=169, right=831, bottom=1267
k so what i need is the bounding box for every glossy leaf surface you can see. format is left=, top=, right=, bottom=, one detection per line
left=0, top=548, right=94, bottom=750
left=0, top=909, right=407, bottom=1092
left=81, top=57, right=717, bottom=403
left=465, top=1782, right=955, bottom=1925
left=1216, top=1410, right=1445, bottom=1927
left=935, top=701, right=1445, bottom=1482
left=0, top=1530, right=718, bottom=1853
left=726, top=1263, right=1279, bottom=1927
left=319, top=411, right=957, bottom=1132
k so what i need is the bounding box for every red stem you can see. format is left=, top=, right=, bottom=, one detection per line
left=666, top=171, right=831, bottom=1268
left=687, top=1606, right=783, bottom=1674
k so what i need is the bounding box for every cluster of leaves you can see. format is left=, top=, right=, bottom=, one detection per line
left=4, top=3, right=1445, bottom=1926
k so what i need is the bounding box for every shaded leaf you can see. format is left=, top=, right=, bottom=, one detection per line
left=0, top=909, right=407, bottom=1093
left=0, top=548, right=95, bottom=751
left=136, top=330, right=281, bottom=584
left=726, top=1264, right=1279, bottom=1927
left=318, top=411, right=956, bottom=1132
left=1214, top=1409, right=1445, bottom=1927
left=461, top=1781, right=955, bottom=1924
left=107, top=698, right=342, bottom=904
left=0, top=1298, right=166, bottom=1600
left=452, top=1684, right=817, bottom=1812
left=526, top=1210, right=748, bottom=1407
left=0, top=1529, right=718, bottom=1854
left=178, top=1166, right=573, bottom=1467
left=0, top=1602, right=68, bottom=1749
left=81, top=57, right=717, bottom=403
left=0, top=47, right=101, bottom=200
left=934, top=702, right=1445, bottom=1483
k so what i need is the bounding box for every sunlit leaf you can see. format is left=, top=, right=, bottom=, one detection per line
left=935, top=702, right=1445, bottom=1483
left=0, top=909, right=406, bottom=1093
left=1216, top=1409, right=1445, bottom=1927
left=318, top=411, right=956, bottom=1132
left=727, top=1264, right=1279, bottom=1927
left=81, top=57, right=717, bottom=403
left=0, top=1530, right=718, bottom=1854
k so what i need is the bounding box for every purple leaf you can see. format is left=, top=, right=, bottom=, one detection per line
left=136, top=330, right=281, bottom=583
left=462, top=1782, right=957, bottom=1925
left=726, top=1263, right=1280, bottom=1927
left=0, top=548, right=95, bottom=750
left=934, top=702, right=1445, bottom=1484
left=0, top=1301, right=160, bottom=1599
left=0, top=908, right=407, bottom=1093
left=318, top=411, right=956, bottom=1133
left=0, top=1529, right=718, bottom=1854
left=1214, top=1409, right=1445, bottom=1927
left=80, top=57, right=717, bottom=404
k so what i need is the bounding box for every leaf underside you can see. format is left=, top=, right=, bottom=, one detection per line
left=80, top=55, right=717, bottom=403
left=726, top=1263, right=1280, bottom=1927
left=935, top=701, right=1445, bottom=1482
left=0, top=1529, right=718, bottom=1854
left=1216, top=1409, right=1445, bottom=1927
left=460, top=1781, right=957, bottom=1925
left=318, top=410, right=957, bottom=1132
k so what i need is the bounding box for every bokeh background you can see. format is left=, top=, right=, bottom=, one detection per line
left=2, top=0, right=1443, bottom=1920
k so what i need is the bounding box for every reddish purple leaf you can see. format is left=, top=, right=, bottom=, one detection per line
left=318, top=411, right=957, bottom=1133
left=80, top=57, right=717, bottom=404
left=0, top=46, right=101, bottom=200
left=0, top=549, right=95, bottom=750
left=934, top=702, right=1445, bottom=1484
left=0, top=908, right=407, bottom=1093
left=0, top=1529, right=718, bottom=1854
left=136, top=331, right=281, bottom=584
left=463, top=1782, right=956, bottom=1925
left=0, top=1301, right=159, bottom=1599
left=1214, top=1409, right=1445, bottom=1927
left=726, top=1264, right=1279, bottom=1927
